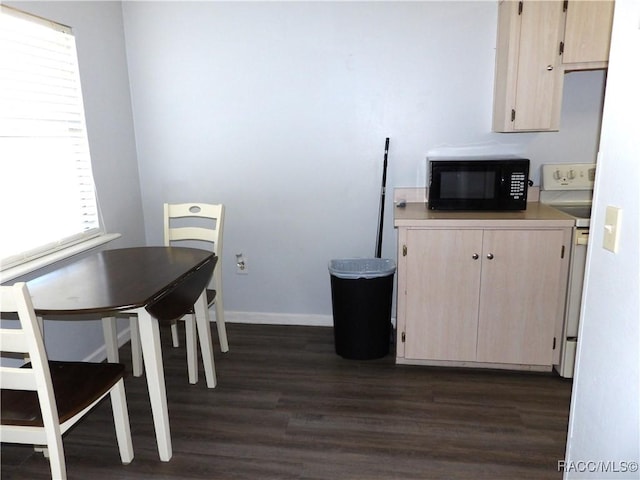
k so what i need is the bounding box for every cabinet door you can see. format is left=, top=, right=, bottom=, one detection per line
left=476, top=230, right=565, bottom=366
left=404, top=229, right=482, bottom=362
left=512, top=1, right=565, bottom=131
left=563, top=1, right=614, bottom=65
left=493, top=1, right=566, bottom=132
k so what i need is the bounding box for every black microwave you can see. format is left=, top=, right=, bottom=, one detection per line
left=427, top=157, right=530, bottom=211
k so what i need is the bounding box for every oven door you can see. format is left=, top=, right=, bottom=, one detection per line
left=566, top=228, right=589, bottom=337
left=557, top=227, right=589, bottom=378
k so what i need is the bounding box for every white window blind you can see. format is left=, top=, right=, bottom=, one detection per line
left=0, top=6, right=103, bottom=270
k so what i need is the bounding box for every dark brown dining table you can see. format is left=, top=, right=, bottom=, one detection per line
left=9, top=246, right=217, bottom=461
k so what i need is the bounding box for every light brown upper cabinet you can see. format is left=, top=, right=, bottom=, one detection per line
left=562, top=0, right=614, bottom=67
left=493, top=0, right=614, bottom=133
left=493, top=1, right=566, bottom=132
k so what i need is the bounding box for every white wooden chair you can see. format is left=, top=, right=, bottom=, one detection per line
left=1, top=283, right=134, bottom=479
left=163, top=203, right=229, bottom=380
left=112, top=202, right=228, bottom=385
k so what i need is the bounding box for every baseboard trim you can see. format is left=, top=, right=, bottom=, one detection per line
left=84, top=311, right=396, bottom=362
left=226, top=311, right=334, bottom=327
left=226, top=311, right=396, bottom=328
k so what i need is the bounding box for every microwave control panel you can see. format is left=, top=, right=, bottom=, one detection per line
left=509, top=172, right=527, bottom=199
left=542, top=163, right=596, bottom=190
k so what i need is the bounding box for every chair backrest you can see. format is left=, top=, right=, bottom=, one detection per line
left=163, top=203, right=224, bottom=257
left=0, top=283, right=64, bottom=468
left=163, top=203, right=225, bottom=291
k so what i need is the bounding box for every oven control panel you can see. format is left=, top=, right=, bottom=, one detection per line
left=541, top=163, right=596, bottom=190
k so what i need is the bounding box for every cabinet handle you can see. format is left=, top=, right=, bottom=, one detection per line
left=546, top=65, right=554, bottom=71
left=486, top=253, right=494, bottom=260
left=472, top=253, right=479, bottom=260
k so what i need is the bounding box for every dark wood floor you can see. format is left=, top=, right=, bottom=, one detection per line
left=1, top=323, right=572, bottom=479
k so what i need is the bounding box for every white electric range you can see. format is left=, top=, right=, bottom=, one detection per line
left=540, top=163, right=596, bottom=378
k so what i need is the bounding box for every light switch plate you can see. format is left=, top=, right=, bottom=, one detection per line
left=603, top=206, right=622, bottom=253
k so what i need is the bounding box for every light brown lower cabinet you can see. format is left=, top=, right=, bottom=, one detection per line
left=396, top=227, right=571, bottom=371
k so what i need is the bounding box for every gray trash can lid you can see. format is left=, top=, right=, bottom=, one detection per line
left=328, top=258, right=396, bottom=279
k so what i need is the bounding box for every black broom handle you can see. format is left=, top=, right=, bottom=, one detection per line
left=375, top=137, right=390, bottom=258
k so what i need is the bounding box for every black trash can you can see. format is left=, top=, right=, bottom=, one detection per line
left=328, top=258, right=396, bottom=360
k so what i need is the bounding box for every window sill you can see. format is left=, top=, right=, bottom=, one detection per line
left=0, top=233, right=121, bottom=284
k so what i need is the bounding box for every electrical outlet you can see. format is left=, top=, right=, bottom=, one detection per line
left=235, top=253, right=248, bottom=274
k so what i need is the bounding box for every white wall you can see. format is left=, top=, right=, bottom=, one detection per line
left=7, top=1, right=145, bottom=360
left=122, top=1, right=606, bottom=323
left=564, top=0, right=640, bottom=477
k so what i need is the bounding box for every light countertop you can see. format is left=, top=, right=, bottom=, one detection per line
left=394, top=202, right=576, bottom=228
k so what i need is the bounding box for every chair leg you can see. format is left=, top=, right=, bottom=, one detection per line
left=170, top=319, right=180, bottom=348
left=110, top=379, right=134, bottom=464
left=34, top=445, right=48, bottom=456
left=102, top=317, right=120, bottom=362
left=129, top=316, right=143, bottom=377
left=47, top=443, right=66, bottom=480
left=42, top=413, right=66, bottom=479
left=214, top=299, right=229, bottom=353
left=185, top=315, right=198, bottom=384
left=193, top=291, right=217, bottom=388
